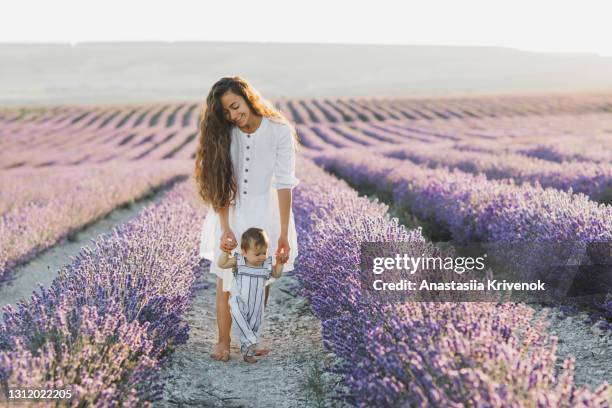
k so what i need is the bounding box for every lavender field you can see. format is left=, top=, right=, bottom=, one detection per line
left=1, top=91, right=611, bottom=406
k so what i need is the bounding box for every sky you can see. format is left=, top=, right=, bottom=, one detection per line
left=2, top=0, right=611, bottom=57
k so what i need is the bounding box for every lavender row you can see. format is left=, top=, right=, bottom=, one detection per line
left=452, top=135, right=612, bottom=165
left=0, top=125, right=199, bottom=168
left=375, top=143, right=612, bottom=203
left=0, top=178, right=205, bottom=406
left=410, top=114, right=607, bottom=151
left=0, top=160, right=190, bottom=288
left=4, top=99, right=611, bottom=168
left=276, top=94, right=612, bottom=125
left=451, top=135, right=612, bottom=165
left=292, top=157, right=610, bottom=407
left=517, top=143, right=612, bottom=165
left=313, top=151, right=612, bottom=244
left=3, top=94, right=612, bottom=132
left=312, top=151, right=612, bottom=323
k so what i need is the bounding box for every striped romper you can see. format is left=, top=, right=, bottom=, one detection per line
left=229, top=253, right=273, bottom=357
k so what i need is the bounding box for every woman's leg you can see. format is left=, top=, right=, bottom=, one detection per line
left=211, top=277, right=232, bottom=361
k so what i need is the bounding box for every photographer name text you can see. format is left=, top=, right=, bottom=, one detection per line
left=372, top=279, right=546, bottom=291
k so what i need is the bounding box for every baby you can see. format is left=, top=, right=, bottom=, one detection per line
left=217, top=227, right=284, bottom=363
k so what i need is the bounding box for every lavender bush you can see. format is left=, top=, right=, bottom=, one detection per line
left=292, top=157, right=611, bottom=407
left=0, top=179, right=205, bottom=406
left=0, top=160, right=190, bottom=287
left=312, top=151, right=612, bottom=245
left=379, top=143, right=612, bottom=203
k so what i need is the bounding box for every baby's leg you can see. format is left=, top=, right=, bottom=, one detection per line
left=250, top=291, right=269, bottom=356
left=230, top=295, right=258, bottom=357
left=243, top=344, right=257, bottom=364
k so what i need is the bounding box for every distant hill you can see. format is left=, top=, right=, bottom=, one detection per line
left=1, top=41, right=612, bottom=106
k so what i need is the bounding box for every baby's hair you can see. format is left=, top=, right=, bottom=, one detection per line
left=241, top=227, right=269, bottom=252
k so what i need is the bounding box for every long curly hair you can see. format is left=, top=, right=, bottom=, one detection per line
left=194, top=75, right=300, bottom=211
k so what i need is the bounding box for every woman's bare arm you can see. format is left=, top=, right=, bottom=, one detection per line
left=277, top=189, right=291, bottom=237
left=271, top=262, right=284, bottom=278
left=217, top=205, right=231, bottom=231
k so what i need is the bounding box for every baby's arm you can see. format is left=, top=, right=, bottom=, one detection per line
left=271, top=259, right=284, bottom=278
left=217, top=251, right=237, bottom=269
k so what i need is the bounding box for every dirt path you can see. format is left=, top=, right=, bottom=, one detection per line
left=529, top=304, right=612, bottom=390
left=156, top=263, right=348, bottom=408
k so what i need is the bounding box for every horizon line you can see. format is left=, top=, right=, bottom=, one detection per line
left=0, top=40, right=607, bottom=58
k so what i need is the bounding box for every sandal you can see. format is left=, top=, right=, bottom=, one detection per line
left=243, top=344, right=257, bottom=363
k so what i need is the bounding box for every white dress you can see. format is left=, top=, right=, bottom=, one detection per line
left=199, top=116, right=300, bottom=292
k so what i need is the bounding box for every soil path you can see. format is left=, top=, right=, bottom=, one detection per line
left=156, top=264, right=347, bottom=408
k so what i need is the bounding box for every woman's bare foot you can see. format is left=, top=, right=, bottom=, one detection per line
left=243, top=354, right=257, bottom=364
left=254, top=348, right=269, bottom=356
left=210, top=342, right=230, bottom=361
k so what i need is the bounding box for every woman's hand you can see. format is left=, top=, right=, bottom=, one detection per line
left=276, top=234, right=290, bottom=264
left=220, top=229, right=238, bottom=254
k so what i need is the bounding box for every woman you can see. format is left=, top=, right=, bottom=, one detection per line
left=194, top=76, right=300, bottom=362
